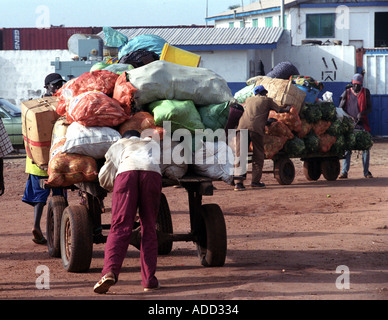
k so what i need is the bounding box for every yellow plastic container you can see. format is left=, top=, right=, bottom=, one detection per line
left=160, top=43, right=201, bottom=67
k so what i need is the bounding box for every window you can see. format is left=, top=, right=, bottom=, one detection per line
left=240, top=20, right=245, bottom=28
left=252, top=18, right=258, bottom=28
left=306, top=13, right=335, bottom=38
left=279, top=14, right=287, bottom=29
left=265, top=17, right=273, bottom=28
left=229, top=22, right=234, bottom=28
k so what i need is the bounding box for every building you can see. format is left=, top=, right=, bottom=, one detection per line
left=206, top=0, right=388, bottom=48
left=206, top=0, right=388, bottom=135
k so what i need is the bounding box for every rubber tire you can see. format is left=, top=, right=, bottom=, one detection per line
left=274, top=157, right=295, bottom=185
left=303, top=160, right=321, bottom=181
left=46, top=196, right=67, bottom=258
left=156, top=193, right=173, bottom=255
left=60, top=205, right=93, bottom=273
left=196, top=204, right=227, bottom=267
left=321, top=159, right=340, bottom=181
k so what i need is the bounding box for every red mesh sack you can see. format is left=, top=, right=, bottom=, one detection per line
left=297, top=119, right=313, bottom=138
left=265, top=121, right=294, bottom=139
left=263, top=135, right=288, bottom=159
left=319, top=134, right=336, bottom=153
left=113, top=71, right=137, bottom=115
left=47, top=138, right=98, bottom=187
left=67, top=91, right=129, bottom=127
left=268, top=107, right=302, bottom=132
left=313, top=120, right=332, bottom=136
left=119, top=111, right=164, bottom=140
left=54, top=70, right=119, bottom=116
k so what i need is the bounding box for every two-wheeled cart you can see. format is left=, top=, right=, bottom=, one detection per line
left=252, top=151, right=344, bottom=185
left=44, top=174, right=227, bottom=273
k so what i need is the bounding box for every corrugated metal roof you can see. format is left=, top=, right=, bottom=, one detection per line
left=206, top=0, right=298, bottom=20
left=97, top=27, right=283, bottom=47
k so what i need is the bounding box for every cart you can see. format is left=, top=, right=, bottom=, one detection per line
left=44, top=174, right=227, bottom=273
left=255, top=151, right=343, bottom=185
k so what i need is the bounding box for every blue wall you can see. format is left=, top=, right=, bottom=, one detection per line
left=369, top=95, right=388, bottom=136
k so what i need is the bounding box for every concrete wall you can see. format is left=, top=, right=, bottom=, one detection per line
left=0, top=50, right=72, bottom=107
left=274, top=32, right=356, bottom=83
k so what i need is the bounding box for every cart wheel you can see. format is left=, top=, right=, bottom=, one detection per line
left=129, top=193, right=173, bottom=255
left=303, top=160, right=321, bottom=181
left=156, top=193, right=173, bottom=255
left=60, top=205, right=93, bottom=273
left=274, top=157, right=295, bottom=185
left=46, top=196, right=67, bottom=258
left=321, top=159, right=340, bottom=181
left=196, top=204, right=227, bottom=267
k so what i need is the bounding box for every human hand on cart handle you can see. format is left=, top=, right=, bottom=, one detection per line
left=278, top=106, right=291, bottom=113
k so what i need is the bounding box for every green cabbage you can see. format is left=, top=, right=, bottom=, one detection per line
left=326, top=119, right=344, bottom=137
left=330, top=134, right=346, bottom=155
left=301, top=103, right=322, bottom=123
left=284, top=137, right=306, bottom=157
left=303, top=132, right=320, bottom=153
left=353, top=130, right=373, bottom=150
left=319, top=102, right=337, bottom=122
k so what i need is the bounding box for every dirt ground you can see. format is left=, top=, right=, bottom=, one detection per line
left=0, top=139, right=387, bottom=301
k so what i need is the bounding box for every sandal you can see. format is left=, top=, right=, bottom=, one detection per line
left=32, top=229, right=47, bottom=245
left=93, top=272, right=116, bottom=294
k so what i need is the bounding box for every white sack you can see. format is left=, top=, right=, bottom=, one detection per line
left=192, top=141, right=234, bottom=185
left=63, top=122, right=121, bottom=159
left=127, top=60, right=234, bottom=106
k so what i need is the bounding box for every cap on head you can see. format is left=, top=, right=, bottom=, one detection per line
left=122, top=130, right=141, bottom=139
left=44, top=73, right=65, bottom=86
left=253, top=85, right=268, bottom=96
left=352, top=73, right=363, bottom=85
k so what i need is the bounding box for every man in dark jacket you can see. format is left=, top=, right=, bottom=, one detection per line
left=234, top=85, right=288, bottom=191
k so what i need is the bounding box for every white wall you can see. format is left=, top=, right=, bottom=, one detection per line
left=0, top=50, right=72, bottom=107
left=274, top=32, right=356, bottom=82
left=196, top=49, right=251, bottom=82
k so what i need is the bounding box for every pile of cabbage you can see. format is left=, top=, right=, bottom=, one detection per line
left=266, top=101, right=373, bottom=159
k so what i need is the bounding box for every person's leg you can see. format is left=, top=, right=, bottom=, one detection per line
left=340, top=150, right=351, bottom=177
left=362, top=149, right=372, bottom=177
left=101, top=171, right=139, bottom=280
left=233, top=130, right=249, bottom=190
left=32, top=202, right=47, bottom=244
left=138, top=171, right=162, bottom=290
left=22, top=174, right=50, bottom=244
left=250, top=132, right=265, bottom=186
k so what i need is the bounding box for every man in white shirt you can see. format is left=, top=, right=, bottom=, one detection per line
left=94, top=130, right=162, bottom=294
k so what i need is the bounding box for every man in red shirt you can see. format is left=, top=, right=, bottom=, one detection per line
left=338, top=73, right=373, bottom=179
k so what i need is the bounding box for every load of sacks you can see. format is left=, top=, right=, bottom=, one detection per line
left=48, top=36, right=237, bottom=188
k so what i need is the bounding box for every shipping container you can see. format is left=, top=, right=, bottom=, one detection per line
left=0, top=27, right=102, bottom=50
